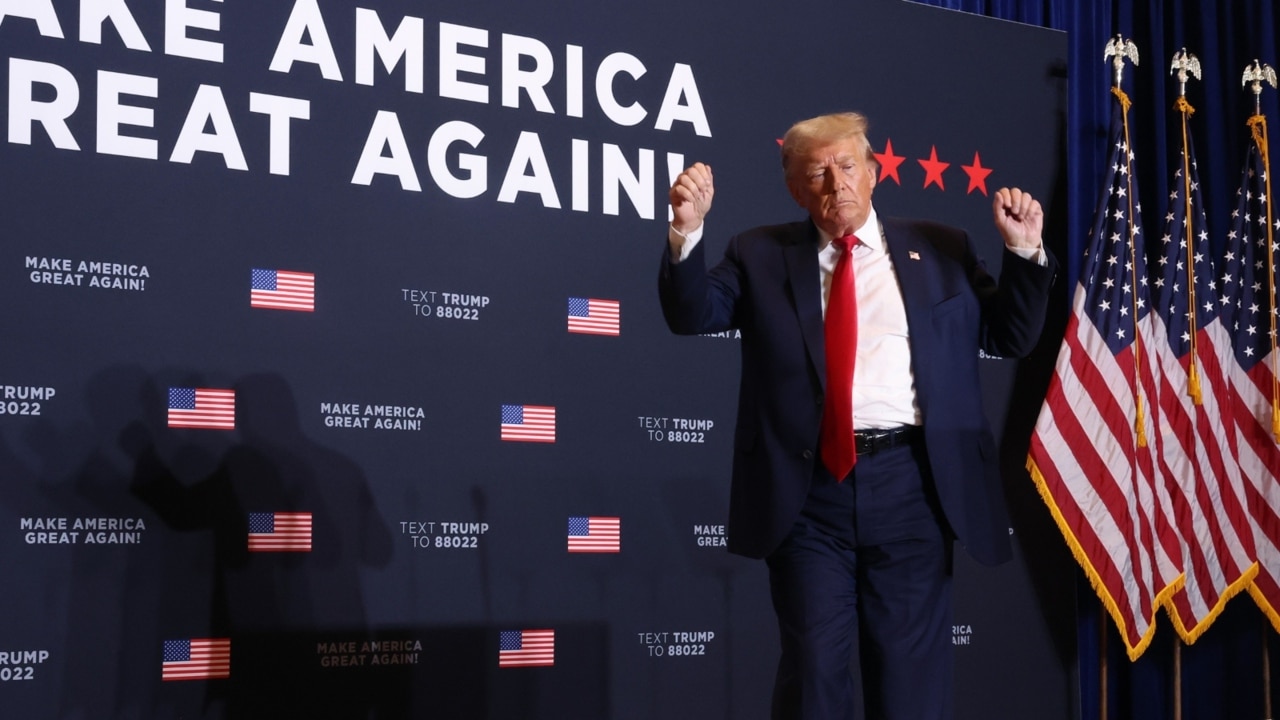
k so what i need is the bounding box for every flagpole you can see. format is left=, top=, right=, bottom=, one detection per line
left=1264, top=631, right=1272, bottom=720
left=1100, top=603, right=1109, bottom=720
left=1242, top=59, right=1279, bottom=720
left=1168, top=52, right=1198, bottom=720
left=1098, top=36, right=1140, bottom=718
left=1173, top=639, right=1183, bottom=720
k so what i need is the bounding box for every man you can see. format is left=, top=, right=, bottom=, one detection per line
left=658, top=112, right=1056, bottom=719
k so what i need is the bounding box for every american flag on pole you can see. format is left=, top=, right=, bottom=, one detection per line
left=567, top=516, right=621, bottom=553
left=1220, top=116, right=1280, bottom=633
left=1027, top=86, right=1173, bottom=660
left=248, top=512, right=312, bottom=552
left=161, top=638, right=230, bottom=681
left=567, top=297, right=620, bottom=336
left=250, top=268, right=315, bottom=312
left=498, top=629, right=555, bottom=667
left=500, top=404, right=556, bottom=443
left=167, top=388, right=236, bottom=430
left=1149, top=115, right=1258, bottom=642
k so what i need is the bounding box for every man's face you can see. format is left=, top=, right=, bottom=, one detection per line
left=786, top=138, right=877, bottom=238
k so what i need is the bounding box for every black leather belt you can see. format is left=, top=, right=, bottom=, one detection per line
left=854, top=425, right=922, bottom=456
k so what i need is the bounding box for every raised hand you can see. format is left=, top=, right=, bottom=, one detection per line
left=992, top=186, right=1044, bottom=249
left=670, top=162, right=714, bottom=234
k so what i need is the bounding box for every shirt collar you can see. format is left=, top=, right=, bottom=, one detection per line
left=816, top=206, right=881, bottom=253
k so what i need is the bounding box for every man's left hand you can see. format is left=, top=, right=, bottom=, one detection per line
left=992, top=187, right=1044, bottom=249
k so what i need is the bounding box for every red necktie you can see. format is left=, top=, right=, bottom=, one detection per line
left=820, top=235, right=858, bottom=481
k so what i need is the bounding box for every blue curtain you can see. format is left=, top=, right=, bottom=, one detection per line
left=912, top=1, right=1280, bottom=718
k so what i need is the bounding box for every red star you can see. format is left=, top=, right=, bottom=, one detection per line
left=917, top=146, right=949, bottom=190
left=873, top=138, right=906, bottom=185
left=961, top=152, right=993, bottom=196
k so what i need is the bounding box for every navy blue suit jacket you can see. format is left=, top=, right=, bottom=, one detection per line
left=659, top=216, right=1056, bottom=563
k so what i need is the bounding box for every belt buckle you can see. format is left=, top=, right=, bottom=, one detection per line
left=855, top=427, right=911, bottom=457
left=855, top=430, right=886, bottom=456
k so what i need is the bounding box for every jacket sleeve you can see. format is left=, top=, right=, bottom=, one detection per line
left=975, top=245, right=1059, bottom=359
left=657, top=233, right=746, bottom=336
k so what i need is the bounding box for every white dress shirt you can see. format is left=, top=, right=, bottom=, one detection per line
left=816, top=207, right=919, bottom=428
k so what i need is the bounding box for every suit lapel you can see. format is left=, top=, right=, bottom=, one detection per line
left=784, top=222, right=826, bottom=387
left=881, top=218, right=930, bottom=314
left=880, top=217, right=934, bottom=398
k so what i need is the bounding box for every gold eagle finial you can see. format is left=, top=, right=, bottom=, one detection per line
left=1104, top=35, right=1140, bottom=88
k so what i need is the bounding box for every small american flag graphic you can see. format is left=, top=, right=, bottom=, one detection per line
left=250, top=268, right=314, bottom=312
left=500, top=405, right=556, bottom=443
left=567, top=516, right=620, bottom=553
left=248, top=512, right=312, bottom=552
left=167, top=388, right=235, bottom=430
left=567, top=297, right=620, bottom=336
left=498, top=629, right=555, bottom=667
left=161, top=638, right=230, bottom=681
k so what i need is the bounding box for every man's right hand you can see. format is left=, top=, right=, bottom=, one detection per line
left=669, top=162, right=714, bottom=235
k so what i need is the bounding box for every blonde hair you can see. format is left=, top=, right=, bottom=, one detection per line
left=780, top=112, right=877, bottom=178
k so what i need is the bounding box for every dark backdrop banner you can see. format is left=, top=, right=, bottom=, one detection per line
left=0, top=1, right=1071, bottom=718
